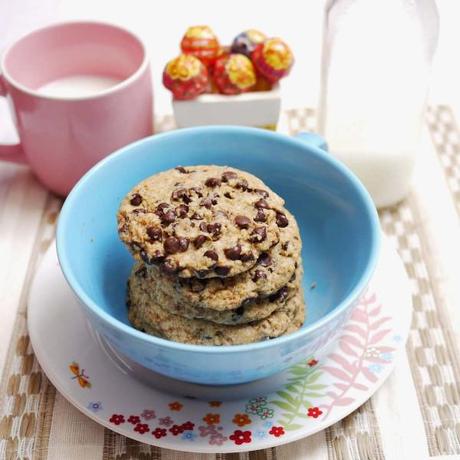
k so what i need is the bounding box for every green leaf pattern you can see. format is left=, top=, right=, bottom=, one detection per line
left=269, top=358, right=326, bottom=430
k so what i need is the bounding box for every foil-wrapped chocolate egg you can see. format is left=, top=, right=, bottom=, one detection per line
left=252, top=38, right=294, bottom=83
left=253, top=75, right=273, bottom=92
left=162, top=54, right=208, bottom=100
left=180, top=25, right=220, bottom=66
left=230, top=29, right=267, bottom=57
left=213, top=53, right=256, bottom=95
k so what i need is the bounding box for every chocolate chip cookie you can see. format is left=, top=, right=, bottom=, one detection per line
left=128, top=284, right=305, bottom=346
left=129, top=261, right=302, bottom=325
left=138, top=209, right=301, bottom=311
left=118, top=166, right=289, bottom=279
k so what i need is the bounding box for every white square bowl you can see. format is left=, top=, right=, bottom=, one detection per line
left=172, top=85, right=281, bottom=129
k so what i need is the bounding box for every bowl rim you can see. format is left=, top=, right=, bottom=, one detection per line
left=57, top=125, right=381, bottom=354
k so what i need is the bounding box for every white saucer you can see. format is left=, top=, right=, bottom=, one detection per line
left=28, top=238, right=411, bottom=453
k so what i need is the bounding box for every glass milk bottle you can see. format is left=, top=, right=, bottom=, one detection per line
left=318, top=0, right=439, bottom=208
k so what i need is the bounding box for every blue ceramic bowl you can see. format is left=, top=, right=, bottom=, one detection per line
left=57, top=126, right=380, bottom=385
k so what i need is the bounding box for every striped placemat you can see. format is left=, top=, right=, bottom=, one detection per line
left=1, top=106, right=459, bottom=460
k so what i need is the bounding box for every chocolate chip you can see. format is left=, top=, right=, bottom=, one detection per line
left=164, top=236, right=182, bottom=254
left=140, top=250, right=150, bottom=264
left=278, top=286, right=289, bottom=302
left=161, top=259, right=177, bottom=274
left=276, top=212, right=289, bottom=228
left=224, top=244, right=242, bottom=260
left=200, top=197, right=213, bottom=209
left=205, top=177, right=221, bottom=187
left=269, top=286, right=289, bottom=303
left=254, top=188, right=269, bottom=198
left=249, top=226, right=267, bottom=243
left=253, top=209, right=266, bottom=223
left=146, top=226, right=162, bottom=242
left=141, top=249, right=165, bottom=265
left=161, top=210, right=176, bottom=225
left=215, top=266, right=230, bottom=276
left=175, top=166, right=188, bottom=173
left=189, top=187, right=203, bottom=198
left=193, top=234, right=208, bottom=249
left=235, top=179, right=249, bottom=191
left=240, top=252, right=255, bottom=262
left=207, top=223, right=222, bottom=237
left=171, top=188, right=192, bottom=204
left=155, top=202, right=170, bottom=216
left=150, top=249, right=166, bottom=264
left=257, top=252, right=272, bottom=267
left=171, top=189, right=185, bottom=201
left=224, top=192, right=233, bottom=199
left=252, top=269, right=267, bottom=282
left=178, top=237, right=189, bottom=252
left=175, top=204, right=189, bottom=218
left=235, top=215, right=250, bottom=229
left=211, top=195, right=219, bottom=205
left=191, top=212, right=203, bottom=220
left=281, top=241, right=289, bottom=250
left=204, top=250, right=218, bottom=262
left=135, top=265, right=147, bottom=278
left=130, top=193, right=142, bottom=206
left=255, top=199, right=270, bottom=209
left=221, top=171, right=238, bottom=182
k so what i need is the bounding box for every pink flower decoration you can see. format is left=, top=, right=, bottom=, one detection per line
left=159, top=416, right=173, bottom=427
left=141, top=409, right=156, bottom=420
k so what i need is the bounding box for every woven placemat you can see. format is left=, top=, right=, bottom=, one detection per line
left=1, top=107, right=459, bottom=459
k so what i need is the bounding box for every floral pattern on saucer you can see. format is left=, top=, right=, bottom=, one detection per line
left=28, top=240, right=411, bottom=452
left=70, top=291, right=398, bottom=448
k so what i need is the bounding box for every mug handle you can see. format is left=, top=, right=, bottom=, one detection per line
left=0, top=75, right=27, bottom=164
left=294, top=132, right=329, bottom=151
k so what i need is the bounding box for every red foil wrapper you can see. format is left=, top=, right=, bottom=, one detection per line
left=213, top=53, right=257, bottom=95
left=180, top=26, right=220, bottom=66
left=163, top=54, right=209, bottom=100
left=252, top=38, right=294, bottom=83
left=253, top=75, right=273, bottom=92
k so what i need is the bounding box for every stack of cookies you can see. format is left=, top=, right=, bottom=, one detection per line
left=117, top=165, right=305, bottom=345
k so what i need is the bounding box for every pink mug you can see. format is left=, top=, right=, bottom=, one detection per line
left=0, top=21, right=153, bottom=196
